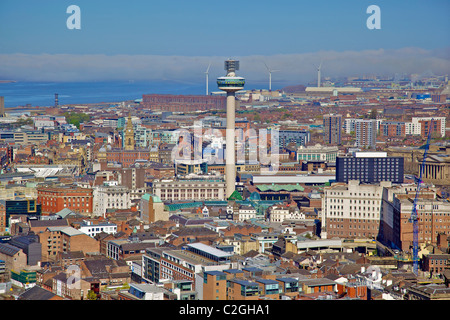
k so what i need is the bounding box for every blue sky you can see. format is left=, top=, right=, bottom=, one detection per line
left=0, top=0, right=449, bottom=83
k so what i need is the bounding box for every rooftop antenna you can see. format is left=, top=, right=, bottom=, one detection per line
left=205, top=62, right=211, bottom=95
left=264, top=62, right=279, bottom=91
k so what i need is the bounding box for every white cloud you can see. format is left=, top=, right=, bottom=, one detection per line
left=0, top=47, right=449, bottom=84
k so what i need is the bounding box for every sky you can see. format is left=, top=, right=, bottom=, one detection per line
left=0, top=0, right=449, bottom=85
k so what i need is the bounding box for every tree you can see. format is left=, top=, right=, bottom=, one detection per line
left=369, top=108, right=377, bottom=119
left=86, top=290, right=98, bottom=300
left=63, top=112, right=90, bottom=128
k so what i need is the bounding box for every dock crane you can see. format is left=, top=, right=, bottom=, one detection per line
left=409, top=119, right=433, bottom=275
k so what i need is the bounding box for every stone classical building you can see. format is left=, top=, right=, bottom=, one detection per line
left=152, top=179, right=226, bottom=201
left=419, top=154, right=450, bottom=186
left=92, top=182, right=131, bottom=217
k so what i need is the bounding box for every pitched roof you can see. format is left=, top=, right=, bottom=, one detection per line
left=55, top=208, right=77, bottom=218
left=0, top=243, right=21, bottom=256
left=60, top=251, right=85, bottom=260
left=29, top=219, right=69, bottom=228
left=18, top=286, right=59, bottom=300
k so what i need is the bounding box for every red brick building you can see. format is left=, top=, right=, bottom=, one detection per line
left=39, top=226, right=100, bottom=262
left=219, top=224, right=263, bottom=238
left=0, top=202, right=5, bottom=234
left=37, top=186, right=93, bottom=215
left=106, top=149, right=150, bottom=168
left=422, top=254, right=450, bottom=274
left=141, top=94, right=226, bottom=112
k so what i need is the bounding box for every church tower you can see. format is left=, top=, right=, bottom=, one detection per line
left=124, top=115, right=135, bottom=151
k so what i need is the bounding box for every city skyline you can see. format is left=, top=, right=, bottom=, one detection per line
left=0, top=0, right=449, bottom=84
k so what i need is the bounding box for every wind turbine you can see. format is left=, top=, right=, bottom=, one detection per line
left=205, top=62, right=211, bottom=95
left=264, top=62, right=279, bottom=91
left=314, top=61, right=323, bottom=87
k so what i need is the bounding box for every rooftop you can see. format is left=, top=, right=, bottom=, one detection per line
left=186, top=242, right=232, bottom=259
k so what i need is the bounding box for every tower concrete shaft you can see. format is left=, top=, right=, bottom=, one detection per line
left=217, top=59, right=245, bottom=199
left=226, top=92, right=236, bottom=198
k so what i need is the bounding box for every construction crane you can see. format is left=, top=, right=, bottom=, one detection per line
left=409, top=119, right=433, bottom=275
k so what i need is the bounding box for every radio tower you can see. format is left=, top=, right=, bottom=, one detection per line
left=217, top=59, right=245, bottom=198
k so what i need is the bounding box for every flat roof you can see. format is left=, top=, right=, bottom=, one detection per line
left=276, top=277, right=299, bottom=283
left=186, top=243, right=232, bottom=258
left=224, top=269, right=244, bottom=274
left=252, top=175, right=335, bottom=184
left=46, top=226, right=85, bottom=236
left=354, top=152, right=387, bottom=158
left=256, top=278, right=279, bottom=284
left=205, top=270, right=227, bottom=276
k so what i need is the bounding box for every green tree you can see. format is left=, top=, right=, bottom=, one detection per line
left=63, top=112, right=90, bottom=128
left=86, top=290, right=98, bottom=300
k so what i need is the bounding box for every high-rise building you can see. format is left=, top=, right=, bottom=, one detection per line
left=278, top=130, right=310, bottom=148
left=354, top=119, right=377, bottom=149
left=323, top=114, right=342, bottom=145
left=405, top=117, right=446, bottom=138
left=336, top=152, right=404, bottom=184
left=416, top=117, right=446, bottom=138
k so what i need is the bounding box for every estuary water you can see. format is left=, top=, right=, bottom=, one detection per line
left=0, top=80, right=207, bottom=108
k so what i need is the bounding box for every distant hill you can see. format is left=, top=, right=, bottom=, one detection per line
left=281, top=84, right=306, bottom=93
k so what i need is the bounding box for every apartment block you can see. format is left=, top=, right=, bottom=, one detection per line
left=380, top=121, right=406, bottom=137
left=227, top=279, right=261, bottom=300
left=201, top=270, right=228, bottom=300
left=323, top=114, right=342, bottom=145
left=278, top=129, right=311, bottom=148
left=141, top=243, right=232, bottom=286
left=407, top=117, right=446, bottom=138
left=39, top=226, right=99, bottom=262
left=355, top=119, right=377, bottom=149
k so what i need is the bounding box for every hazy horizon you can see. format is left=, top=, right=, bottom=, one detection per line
left=1, top=1, right=449, bottom=85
